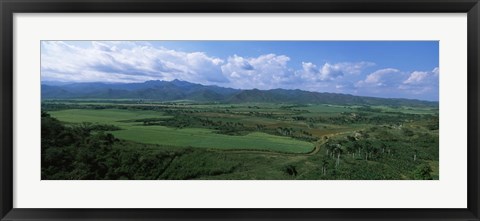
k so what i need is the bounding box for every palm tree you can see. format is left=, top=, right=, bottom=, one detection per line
left=325, top=142, right=336, bottom=158
left=333, top=145, right=343, bottom=168
left=321, top=159, right=329, bottom=176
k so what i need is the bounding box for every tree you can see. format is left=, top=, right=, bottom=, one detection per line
left=325, top=142, right=337, bottom=158
left=333, top=145, right=343, bottom=168
left=321, top=159, right=329, bottom=176
left=413, top=163, right=433, bottom=180
left=284, top=165, right=298, bottom=176
left=402, top=128, right=415, bottom=137
left=345, top=143, right=356, bottom=158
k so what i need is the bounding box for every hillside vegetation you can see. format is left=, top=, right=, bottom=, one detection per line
left=42, top=80, right=438, bottom=107
left=42, top=98, right=439, bottom=180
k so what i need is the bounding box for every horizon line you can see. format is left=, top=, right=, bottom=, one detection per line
left=41, top=79, right=440, bottom=103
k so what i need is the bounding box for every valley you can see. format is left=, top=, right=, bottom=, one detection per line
left=41, top=84, right=439, bottom=180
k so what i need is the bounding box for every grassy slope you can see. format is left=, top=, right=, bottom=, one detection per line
left=49, top=109, right=315, bottom=153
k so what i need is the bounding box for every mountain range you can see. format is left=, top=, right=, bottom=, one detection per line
left=41, top=79, right=438, bottom=107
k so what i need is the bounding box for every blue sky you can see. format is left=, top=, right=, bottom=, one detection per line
left=41, top=41, right=439, bottom=101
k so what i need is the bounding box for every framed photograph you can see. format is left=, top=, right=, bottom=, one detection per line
left=1, top=0, right=479, bottom=220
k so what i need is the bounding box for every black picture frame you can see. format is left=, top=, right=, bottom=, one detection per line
left=1, top=0, right=479, bottom=220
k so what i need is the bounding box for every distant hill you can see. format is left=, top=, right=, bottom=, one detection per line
left=41, top=79, right=438, bottom=107
left=41, top=80, right=239, bottom=101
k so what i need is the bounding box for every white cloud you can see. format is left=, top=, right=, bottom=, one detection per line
left=296, top=61, right=374, bottom=82
left=398, top=67, right=439, bottom=97
left=335, top=61, right=376, bottom=75
left=40, top=41, right=438, bottom=101
left=92, top=41, right=117, bottom=52
left=356, top=68, right=401, bottom=87
left=403, top=71, right=429, bottom=84
left=402, top=67, right=439, bottom=85
left=432, top=67, right=439, bottom=76
left=352, top=67, right=439, bottom=100
left=220, top=54, right=293, bottom=89
left=41, top=41, right=227, bottom=84
left=219, top=55, right=374, bottom=90
left=41, top=41, right=373, bottom=91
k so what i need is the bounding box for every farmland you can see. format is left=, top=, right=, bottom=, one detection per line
left=39, top=40, right=440, bottom=180
left=41, top=99, right=439, bottom=180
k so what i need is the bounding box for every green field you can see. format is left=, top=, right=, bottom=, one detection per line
left=49, top=109, right=315, bottom=153
left=49, top=109, right=171, bottom=125
left=42, top=100, right=439, bottom=180
left=112, top=128, right=314, bottom=153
